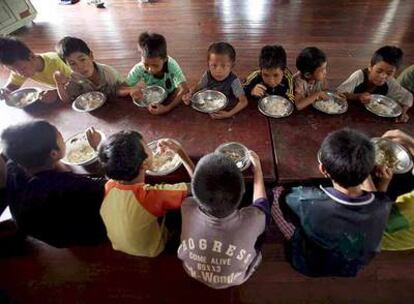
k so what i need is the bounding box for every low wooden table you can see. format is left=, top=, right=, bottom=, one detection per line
left=271, top=101, right=414, bottom=184
left=0, top=96, right=276, bottom=183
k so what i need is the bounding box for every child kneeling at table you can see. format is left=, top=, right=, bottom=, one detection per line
left=54, top=36, right=124, bottom=102
left=272, top=128, right=393, bottom=277
left=182, top=42, right=248, bottom=119
left=337, top=46, right=413, bottom=123
left=178, top=151, right=270, bottom=289
left=98, top=131, right=194, bottom=257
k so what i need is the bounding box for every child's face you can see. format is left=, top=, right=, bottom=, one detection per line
left=141, top=139, right=153, bottom=170
left=6, top=55, right=37, bottom=78
left=66, top=52, right=95, bottom=78
left=368, top=61, right=396, bottom=86
left=310, top=61, right=327, bottom=81
left=141, top=56, right=166, bottom=76
left=208, top=53, right=233, bottom=81
left=261, top=67, right=284, bottom=88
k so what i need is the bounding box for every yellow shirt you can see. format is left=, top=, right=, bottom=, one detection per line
left=382, top=191, right=414, bottom=251
left=8, top=52, right=72, bottom=88
left=100, top=181, right=188, bottom=257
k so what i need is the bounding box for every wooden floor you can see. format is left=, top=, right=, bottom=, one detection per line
left=1, top=0, right=414, bottom=303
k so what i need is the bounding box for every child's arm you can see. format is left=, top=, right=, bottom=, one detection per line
left=182, top=82, right=203, bottom=105
left=382, top=129, right=414, bottom=155
left=387, top=78, right=413, bottom=123
left=336, top=70, right=369, bottom=103
left=295, top=90, right=329, bottom=110
left=53, top=71, right=72, bottom=103
left=361, top=175, right=376, bottom=192
left=148, top=82, right=189, bottom=115
left=374, top=165, right=394, bottom=193
left=250, top=151, right=266, bottom=201
left=158, top=139, right=195, bottom=177
left=210, top=94, right=248, bottom=119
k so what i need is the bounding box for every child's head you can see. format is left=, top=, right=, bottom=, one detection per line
left=319, top=128, right=375, bottom=188
left=259, top=45, right=287, bottom=88
left=138, top=32, right=168, bottom=76
left=207, top=42, right=236, bottom=81
left=1, top=121, right=65, bottom=169
left=368, top=46, right=403, bottom=86
left=56, top=36, right=94, bottom=78
left=192, top=153, right=245, bottom=218
left=98, top=131, right=150, bottom=182
left=296, top=47, right=327, bottom=81
left=0, top=37, right=37, bottom=78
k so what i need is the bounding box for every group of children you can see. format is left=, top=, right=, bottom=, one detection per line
left=1, top=33, right=413, bottom=121
left=1, top=32, right=414, bottom=289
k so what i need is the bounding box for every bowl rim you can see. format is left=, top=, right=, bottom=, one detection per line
left=312, top=92, right=348, bottom=115
left=6, top=87, right=42, bottom=108
left=258, top=95, right=294, bottom=118
left=364, top=94, right=402, bottom=118
left=191, top=90, right=228, bottom=113
left=215, top=141, right=251, bottom=171
left=371, top=137, right=413, bottom=174
left=72, top=91, right=107, bottom=113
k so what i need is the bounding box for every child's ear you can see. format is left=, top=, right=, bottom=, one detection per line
left=318, top=163, right=329, bottom=178
left=89, top=52, right=94, bottom=61
left=49, top=149, right=63, bottom=162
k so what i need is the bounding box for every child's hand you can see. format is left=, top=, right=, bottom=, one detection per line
left=375, top=165, right=394, bottom=192
left=148, top=103, right=170, bottom=115
left=251, top=84, right=267, bottom=98
left=337, top=92, right=347, bottom=101
left=395, top=112, right=410, bottom=123
left=0, top=88, right=11, bottom=102
left=382, top=129, right=414, bottom=153
left=129, top=81, right=146, bottom=101
left=317, top=91, right=330, bottom=101
left=182, top=89, right=193, bottom=105
left=38, top=90, right=58, bottom=104
left=158, top=139, right=183, bottom=154
left=53, top=71, right=69, bottom=86
left=249, top=150, right=262, bottom=169
left=359, top=92, right=371, bottom=104
left=210, top=110, right=231, bottom=120
left=86, top=127, right=102, bottom=151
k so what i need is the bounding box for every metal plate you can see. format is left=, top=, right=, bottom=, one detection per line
left=61, top=130, right=105, bottom=166
left=258, top=95, right=294, bottom=118
left=215, top=142, right=251, bottom=171
left=371, top=137, right=413, bottom=174
left=5, top=87, right=40, bottom=108
left=146, top=138, right=182, bottom=176
left=365, top=95, right=402, bottom=118
left=312, top=92, right=348, bottom=114
left=72, top=91, right=106, bottom=112
left=133, top=85, right=167, bottom=107
left=191, top=90, right=228, bottom=113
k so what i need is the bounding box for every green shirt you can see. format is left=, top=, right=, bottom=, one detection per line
left=397, top=65, right=414, bottom=93
left=126, top=56, right=186, bottom=94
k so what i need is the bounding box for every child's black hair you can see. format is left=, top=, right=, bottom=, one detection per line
left=207, top=42, right=236, bottom=63
left=371, top=46, right=403, bottom=69
left=0, top=37, right=32, bottom=65
left=296, top=47, right=327, bottom=75
left=55, top=36, right=92, bottom=61
left=192, top=153, right=244, bottom=218
left=138, top=32, right=167, bottom=59
left=319, top=128, right=375, bottom=188
left=259, top=45, right=287, bottom=70
left=98, top=131, right=148, bottom=182
left=1, top=121, right=60, bottom=168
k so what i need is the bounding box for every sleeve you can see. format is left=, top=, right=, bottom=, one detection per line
left=336, top=70, right=364, bottom=93
left=293, top=75, right=306, bottom=99
left=397, top=65, right=414, bottom=93
left=126, top=64, right=144, bottom=87
left=169, top=59, right=186, bottom=87
left=386, top=78, right=413, bottom=108
left=65, top=77, right=86, bottom=101
left=54, top=56, right=72, bottom=78
left=198, top=71, right=209, bottom=89
left=284, top=71, right=295, bottom=102
left=252, top=197, right=272, bottom=225
left=231, top=77, right=245, bottom=98
left=142, top=183, right=188, bottom=216
left=7, top=72, right=27, bottom=87
left=243, top=71, right=260, bottom=97
left=106, top=65, right=124, bottom=85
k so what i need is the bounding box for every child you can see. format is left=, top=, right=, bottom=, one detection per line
left=243, top=45, right=294, bottom=103
left=293, top=47, right=329, bottom=110
left=397, top=64, right=414, bottom=94
left=379, top=129, right=414, bottom=251
left=182, top=42, right=248, bottom=119
left=124, top=32, right=188, bottom=115
left=54, top=36, right=124, bottom=102
left=272, top=128, right=393, bottom=277
left=0, top=37, right=72, bottom=103
left=0, top=120, right=106, bottom=247
left=98, top=131, right=194, bottom=257
left=178, top=151, right=270, bottom=289
left=337, top=46, right=413, bottom=123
